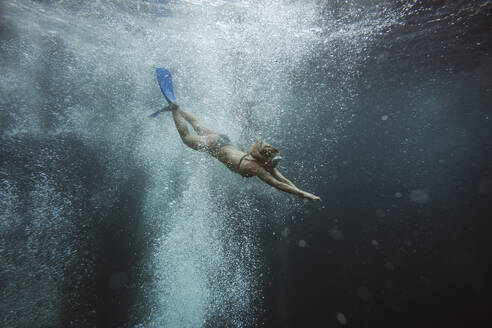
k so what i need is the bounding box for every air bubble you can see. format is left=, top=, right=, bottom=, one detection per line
left=409, top=189, right=430, bottom=204
left=336, top=312, right=347, bottom=325
left=331, top=226, right=342, bottom=240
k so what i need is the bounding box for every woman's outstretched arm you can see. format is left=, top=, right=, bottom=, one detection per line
left=269, top=168, right=296, bottom=187
left=256, top=168, right=320, bottom=200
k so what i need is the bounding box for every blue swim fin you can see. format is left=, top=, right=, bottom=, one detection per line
left=148, top=105, right=173, bottom=118
left=156, top=68, right=176, bottom=104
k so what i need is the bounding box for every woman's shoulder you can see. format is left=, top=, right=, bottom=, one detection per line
left=241, top=155, right=267, bottom=172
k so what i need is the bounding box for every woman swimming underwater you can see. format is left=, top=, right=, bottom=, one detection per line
left=151, top=68, right=320, bottom=201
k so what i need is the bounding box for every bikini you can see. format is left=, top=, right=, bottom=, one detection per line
left=210, top=134, right=232, bottom=156
left=238, top=153, right=254, bottom=178
left=211, top=134, right=254, bottom=178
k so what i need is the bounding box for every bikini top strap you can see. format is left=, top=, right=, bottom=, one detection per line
left=238, top=153, right=250, bottom=171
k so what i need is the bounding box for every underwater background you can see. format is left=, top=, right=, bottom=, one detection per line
left=1, top=0, right=490, bottom=327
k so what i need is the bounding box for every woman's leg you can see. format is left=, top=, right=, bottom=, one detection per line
left=172, top=109, right=214, bottom=151
left=179, top=108, right=217, bottom=136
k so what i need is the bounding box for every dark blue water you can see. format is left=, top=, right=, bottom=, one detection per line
left=1, top=0, right=490, bottom=327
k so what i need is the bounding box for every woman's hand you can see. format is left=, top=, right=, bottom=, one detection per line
left=302, top=191, right=321, bottom=201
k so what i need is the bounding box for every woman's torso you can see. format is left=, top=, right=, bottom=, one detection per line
left=214, top=145, right=255, bottom=178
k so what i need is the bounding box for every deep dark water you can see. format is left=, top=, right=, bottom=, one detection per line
left=262, top=2, right=492, bottom=327
left=1, top=0, right=491, bottom=327
left=263, top=78, right=492, bottom=327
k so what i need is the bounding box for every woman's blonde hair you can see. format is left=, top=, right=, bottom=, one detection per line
left=250, top=140, right=279, bottom=165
